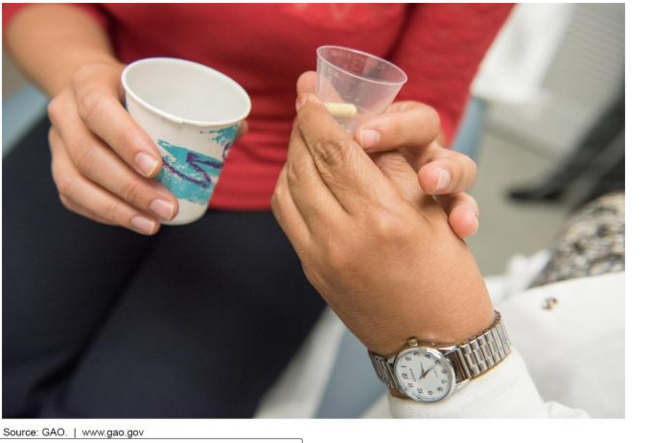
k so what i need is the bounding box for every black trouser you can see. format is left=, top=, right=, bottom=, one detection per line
left=2, top=117, right=324, bottom=418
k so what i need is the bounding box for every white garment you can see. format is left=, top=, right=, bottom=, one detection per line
left=388, top=349, right=587, bottom=418
left=374, top=271, right=623, bottom=419
left=256, top=256, right=624, bottom=418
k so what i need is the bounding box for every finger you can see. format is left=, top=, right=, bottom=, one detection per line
left=49, top=128, right=160, bottom=235
left=271, top=165, right=312, bottom=254
left=418, top=150, right=478, bottom=195
left=52, top=96, right=178, bottom=221
left=72, top=68, right=162, bottom=178
left=296, top=71, right=317, bottom=95
left=437, top=192, right=480, bottom=238
left=370, top=151, right=424, bottom=205
left=285, top=122, right=347, bottom=227
left=354, top=101, right=440, bottom=152
left=295, top=93, right=390, bottom=210
left=59, top=193, right=113, bottom=226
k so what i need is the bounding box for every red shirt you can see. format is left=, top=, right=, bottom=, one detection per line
left=3, top=3, right=512, bottom=210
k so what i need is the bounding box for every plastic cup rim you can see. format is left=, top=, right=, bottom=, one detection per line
left=316, top=45, right=408, bottom=87
left=121, top=57, right=252, bottom=127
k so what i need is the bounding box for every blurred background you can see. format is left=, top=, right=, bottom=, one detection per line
left=3, top=3, right=624, bottom=275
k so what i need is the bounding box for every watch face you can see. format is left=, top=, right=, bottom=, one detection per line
left=394, top=347, right=455, bottom=402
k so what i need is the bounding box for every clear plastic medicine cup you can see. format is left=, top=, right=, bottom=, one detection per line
left=316, top=45, right=408, bottom=134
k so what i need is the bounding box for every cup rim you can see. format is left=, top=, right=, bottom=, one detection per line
left=121, top=57, right=252, bottom=127
left=316, top=45, right=408, bottom=87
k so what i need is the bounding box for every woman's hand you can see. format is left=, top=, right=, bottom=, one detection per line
left=47, top=61, right=177, bottom=234
left=297, top=72, right=480, bottom=238
left=272, top=94, right=494, bottom=356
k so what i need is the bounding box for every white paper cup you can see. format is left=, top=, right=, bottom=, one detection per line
left=122, top=58, right=251, bottom=225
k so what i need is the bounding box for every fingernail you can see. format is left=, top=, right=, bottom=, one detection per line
left=436, top=169, right=451, bottom=192
left=130, top=215, right=156, bottom=235
left=296, top=95, right=309, bottom=112
left=135, top=152, right=159, bottom=177
left=150, top=199, right=175, bottom=221
left=360, top=129, right=381, bottom=149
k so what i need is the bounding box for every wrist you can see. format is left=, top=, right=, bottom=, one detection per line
left=366, top=276, right=494, bottom=357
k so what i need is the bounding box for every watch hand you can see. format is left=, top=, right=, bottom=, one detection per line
left=421, top=365, right=435, bottom=378
left=419, top=362, right=425, bottom=379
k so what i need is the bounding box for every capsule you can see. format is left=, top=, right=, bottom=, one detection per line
left=324, top=102, right=358, bottom=119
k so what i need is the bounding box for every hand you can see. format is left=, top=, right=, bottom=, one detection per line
left=297, top=72, right=480, bottom=238
left=47, top=61, right=248, bottom=234
left=272, top=93, right=494, bottom=357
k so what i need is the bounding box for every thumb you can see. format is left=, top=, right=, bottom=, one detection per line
left=297, top=71, right=317, bottom=95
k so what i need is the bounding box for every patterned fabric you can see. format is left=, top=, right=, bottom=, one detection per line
left=531, top=192, right=625, bottom=287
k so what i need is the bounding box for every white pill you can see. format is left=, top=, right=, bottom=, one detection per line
left=324, top=102, right=358, bottom=119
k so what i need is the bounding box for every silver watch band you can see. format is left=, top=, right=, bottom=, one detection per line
left=369, top=311, right=511, bottom=389
left=446, top=312, right=511, bottom=382
left=369, top=351, right=399, bottom=389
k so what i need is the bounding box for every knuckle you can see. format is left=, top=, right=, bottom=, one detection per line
left=58, top=193, right=69, bottom=207
left=374, top=151, right=408, bottom=173
left=461, top=156, right=478, bottom=187
left=324, top=240, right=352, bottom=271
left=72, top=142, right=98, bottom=175
left=390, top=118, right=405, bottom=142
left=102, top=199, right=123, bottom=225
left=113, top=125, right=139, bottom=154
left=286, top=158, right=313, bottom=187
left=47, top=97, right=62, bottom=123
left=271, top=182, right=290, bottom=221
left=270, top=191, right=280, bottom=217
left=54, top=173, right=75, bottom=198
left=58, top=194, right=75, bottom=212
left=286, top=160, right=301, bottom=185
left=425, top=108, right=441, bottom=141
left=370, top=211, right=403, bottom=241
left=77, top=89, right=105, bottom=123
left=121, top=179, right=146, bottom=206
left=71, top=65, right=94, bottom=88
left=312, top=135, right=350, bottom=168
left=426, top=105, right=440, bottom=127
left=47, top=128, right=57, bottom=147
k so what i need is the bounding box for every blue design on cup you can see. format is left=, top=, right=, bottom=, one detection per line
left=202, top=124, right=239, bottom=160
left=156, top=140, right=224, bottom=204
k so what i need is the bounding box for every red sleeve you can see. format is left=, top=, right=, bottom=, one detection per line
left=2, top=3, right=109, bottom=34
left=391, top=3, right=513, bottom=144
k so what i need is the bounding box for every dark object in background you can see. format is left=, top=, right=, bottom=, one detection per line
left=509, top=91, right=625, bottom=207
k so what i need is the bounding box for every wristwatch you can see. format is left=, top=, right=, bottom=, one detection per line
left=368, top=311, right=511, bottom=402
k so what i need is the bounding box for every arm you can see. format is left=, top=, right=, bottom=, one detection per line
left=4, top=4, right=115, bottom=96
left=272, top=93, right=588, bottom=418
left=4, top=4, right=179, bottom=234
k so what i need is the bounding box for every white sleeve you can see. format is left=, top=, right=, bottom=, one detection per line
left=388, top=347, right=589, bottom=418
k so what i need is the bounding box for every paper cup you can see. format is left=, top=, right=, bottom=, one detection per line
left=122, top=58, right=251, bottom=225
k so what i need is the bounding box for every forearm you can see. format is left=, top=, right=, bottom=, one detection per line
left=5, top=4, right=117, bottom=96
